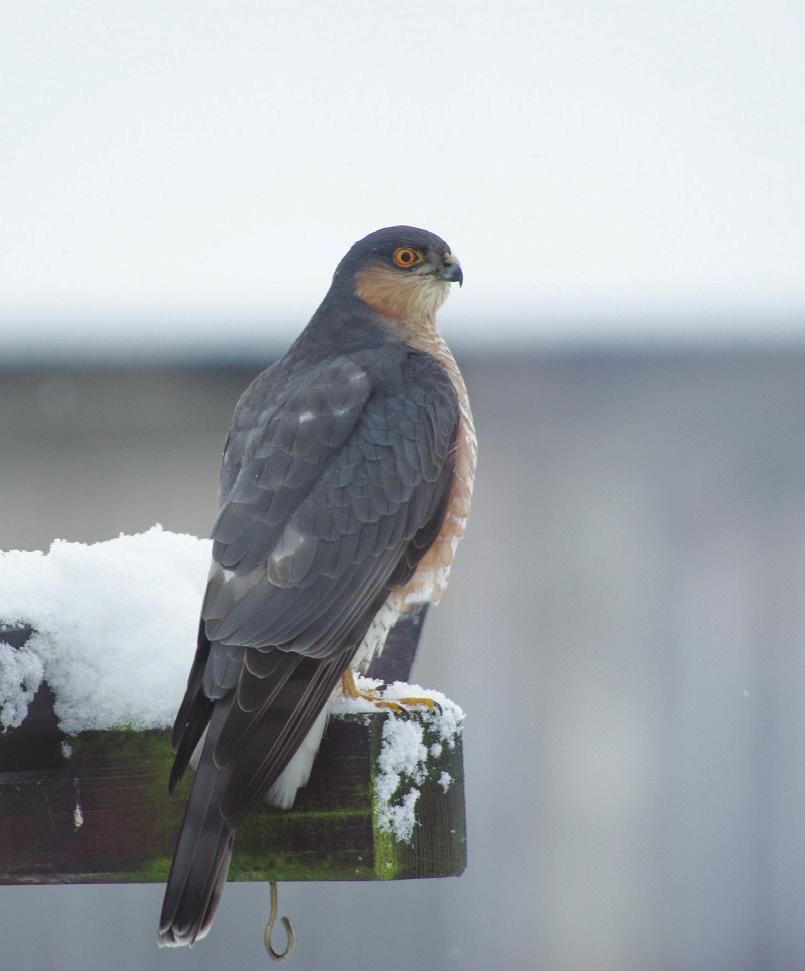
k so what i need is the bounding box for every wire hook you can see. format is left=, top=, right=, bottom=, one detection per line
left=264, top=880, right=296, bottom=961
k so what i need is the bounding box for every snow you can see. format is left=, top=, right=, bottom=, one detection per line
left=72, top=778, right=84, bottom=829
left=0, top=639, right=43, bottom=729
left=0, top=526, right=210, bottom=732
left=374, top=718, right=429, bottom=841
left=333, top=676, right=465, bottom=843
left=0, top=531, right=464, bottom=844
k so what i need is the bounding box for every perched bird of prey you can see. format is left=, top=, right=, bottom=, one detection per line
left=158, top=226, right=476, bottom=947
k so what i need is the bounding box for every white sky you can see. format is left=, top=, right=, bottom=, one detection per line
left=2, top=1, right=805, bottom=354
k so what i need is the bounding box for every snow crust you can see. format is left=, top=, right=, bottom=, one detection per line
left=0, top=526, right=210, bottom=732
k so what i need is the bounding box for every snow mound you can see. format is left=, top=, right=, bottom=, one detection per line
left=0, top=526, right=210, bottom=732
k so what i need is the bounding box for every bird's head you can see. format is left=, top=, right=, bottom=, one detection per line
left=332, top=226, right=462, bottom=325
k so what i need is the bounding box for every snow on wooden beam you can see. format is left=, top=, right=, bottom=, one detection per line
left=0, top=533, right=466, bottom=886
left=0, top=627, right=466, bottom=886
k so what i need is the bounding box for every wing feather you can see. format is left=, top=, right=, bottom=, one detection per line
left=169, top=344, right=460, bottom=831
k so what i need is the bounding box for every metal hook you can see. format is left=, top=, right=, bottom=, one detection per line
left=264, top=880, right=296, bottom=961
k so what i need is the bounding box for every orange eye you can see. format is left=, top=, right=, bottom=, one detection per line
left=393, top=247, right=423, bottom=268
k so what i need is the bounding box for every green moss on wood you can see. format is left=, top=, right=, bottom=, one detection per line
left=0, top=713, right=466, bottom=885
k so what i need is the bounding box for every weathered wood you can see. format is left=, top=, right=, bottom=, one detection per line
left=0, top=716, right=466, bottom=885
left=0, top=623, right=466, bottom=885
left=365, top=604, right=429, bottom=684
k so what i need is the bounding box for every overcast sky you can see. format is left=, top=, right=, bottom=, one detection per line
left=2, top=1, right=804, bottom=355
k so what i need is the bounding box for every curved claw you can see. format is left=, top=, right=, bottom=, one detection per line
left=264, top=881, right=296, bottom=962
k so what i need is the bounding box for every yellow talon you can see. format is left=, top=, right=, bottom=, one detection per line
left=340, top=669, right=395, bottom=709
left=340, top=671, right=437, bottom=714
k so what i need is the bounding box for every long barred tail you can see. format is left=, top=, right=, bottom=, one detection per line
left=159, top=645, right=355, bottom=946
left=158, top=714, right=234, bottom=947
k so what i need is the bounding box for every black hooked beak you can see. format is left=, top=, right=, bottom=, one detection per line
left=439, top=254, right=463, bottom=287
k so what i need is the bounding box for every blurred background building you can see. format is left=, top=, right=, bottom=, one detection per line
left=2, top=4, right=805, bottom=970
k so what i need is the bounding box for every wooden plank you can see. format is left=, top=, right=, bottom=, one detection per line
left=0, top=714, right=466, bottom=884
left=0, top=619, right=466, bottom=885
left=0, top=715, right=465, bottom=885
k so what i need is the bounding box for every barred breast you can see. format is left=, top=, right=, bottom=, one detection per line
left=392, top=333, right=477, bottom=609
